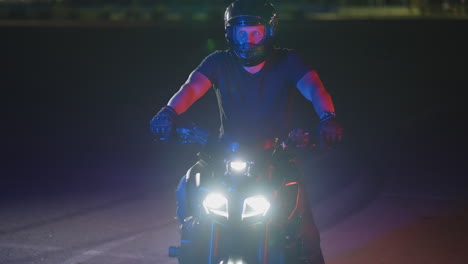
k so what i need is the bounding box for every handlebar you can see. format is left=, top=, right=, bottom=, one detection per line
left=153, top=123, right=210, bottom=146
left=154, top=123, right=317, bottom=152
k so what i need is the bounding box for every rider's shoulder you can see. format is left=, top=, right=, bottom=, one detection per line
left=199, top=50, right=232, bottom=67
left=204, top=50, right=230, bottom=60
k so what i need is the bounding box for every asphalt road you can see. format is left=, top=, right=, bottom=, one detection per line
left=1, top=145, right=466, bottom=264
left=1, top=166, right=466, bottom=264
left=0, top=190, right=180, bottom=264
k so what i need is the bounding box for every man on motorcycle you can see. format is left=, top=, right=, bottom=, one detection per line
left=151, top=1, right=343, bottom=263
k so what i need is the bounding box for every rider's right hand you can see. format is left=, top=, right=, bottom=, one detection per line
left=318, top=117, right=343, bottom=149
left=150, top=105, right=178, bottom=141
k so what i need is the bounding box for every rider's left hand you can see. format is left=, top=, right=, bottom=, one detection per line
left=318, top=118, right=343, bottom=148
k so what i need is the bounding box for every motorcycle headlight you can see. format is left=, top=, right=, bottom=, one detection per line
left=242, top=195, right=270, bottom=220
left=230, top=160, right=247, bottom=171
left=203, top=193, right=228, bottom=218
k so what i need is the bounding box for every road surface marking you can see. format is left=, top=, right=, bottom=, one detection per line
left=0, top=242, right=147, bottom=260
left=0, top=242, right=60, bottom=251
left=60, top=236, right=138, bottom=264
left=381, top=192, right=459, bottom=201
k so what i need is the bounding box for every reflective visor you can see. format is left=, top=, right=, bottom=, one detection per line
left=225, top=15, right=266, bottom=27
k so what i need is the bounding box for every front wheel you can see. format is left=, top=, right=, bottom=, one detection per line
left=176, top=217, right=210, bottom=264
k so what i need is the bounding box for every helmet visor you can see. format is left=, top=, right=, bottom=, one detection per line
left=232, top=25, right=266, bottom=45
left=225, top=15, right=266, bottom=27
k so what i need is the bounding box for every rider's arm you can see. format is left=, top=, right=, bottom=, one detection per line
left=296, top=70, right=336, bottom=119
left=167, top=71, right=212, bottom=115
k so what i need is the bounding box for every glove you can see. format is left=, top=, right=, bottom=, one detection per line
left=318, top=114, right=343, bottom=149
left=150, top=105, right=178, bottom=140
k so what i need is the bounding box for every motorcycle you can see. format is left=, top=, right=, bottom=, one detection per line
left=164, top=124, right=318, bottom=264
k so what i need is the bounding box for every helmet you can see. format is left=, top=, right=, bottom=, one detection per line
left=224, top=0, right=278, bottom=67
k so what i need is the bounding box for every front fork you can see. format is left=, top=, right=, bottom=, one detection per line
left=207, top=221, right=219, bottom=264
left=169, top=217, right=210, bottom=264
left=207, top=221, right=271, bottom=264
left=172, top=219, right=277, bottom=264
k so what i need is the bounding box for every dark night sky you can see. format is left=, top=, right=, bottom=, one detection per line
left=1, top=20, right=467, bottom=197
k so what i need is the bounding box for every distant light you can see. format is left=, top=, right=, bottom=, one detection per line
left=206, top=38, right=216, bottom=52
